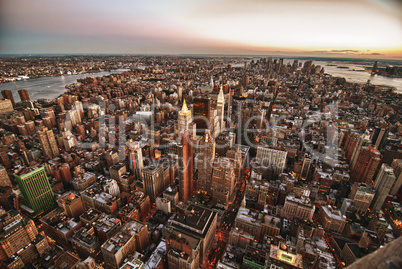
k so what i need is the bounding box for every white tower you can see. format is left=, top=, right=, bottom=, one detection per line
left=178, top=100, right=192, bottom=134
left=217, top=86, right=225, bottom=132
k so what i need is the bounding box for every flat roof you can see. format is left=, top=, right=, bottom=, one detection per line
left=171, top=205, right=216, bottom=237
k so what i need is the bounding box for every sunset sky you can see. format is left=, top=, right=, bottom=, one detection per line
left=0, top=0, right=401, bottom=58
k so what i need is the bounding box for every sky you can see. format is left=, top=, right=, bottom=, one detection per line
left=0, top=0, right=401, bottom=59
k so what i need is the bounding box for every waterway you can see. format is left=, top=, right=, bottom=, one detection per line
left=314, top=60, right=402, bottom=94
left=0, top=69, right=130, bottom=102
left=1, top=59, right=401, bottom=103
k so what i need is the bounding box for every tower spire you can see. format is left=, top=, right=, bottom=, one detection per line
left=181, top=99, right=189, bottom=114
left=218, top=85, right=224, bottom=102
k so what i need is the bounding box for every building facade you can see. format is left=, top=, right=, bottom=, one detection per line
left=14, top=166, right=56, bottom=216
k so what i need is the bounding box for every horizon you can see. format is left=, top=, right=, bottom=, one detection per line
left=1, top=53, right=402, bottom=63
left=1, top=0, right=401, bottom=59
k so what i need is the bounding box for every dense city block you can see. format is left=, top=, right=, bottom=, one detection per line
left=0, top=56, right=401, bottom=269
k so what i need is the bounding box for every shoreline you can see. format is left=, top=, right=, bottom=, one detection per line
left=0, top=69, right=125, bottom=85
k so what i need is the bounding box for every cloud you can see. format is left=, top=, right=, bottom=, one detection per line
left=0, top=0, right=401, bottom=57
left=330, top=50, right=360, bottom=53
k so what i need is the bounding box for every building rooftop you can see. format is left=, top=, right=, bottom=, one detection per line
left=171, top=205, right=216, bottom=237
left=81, top=183, right=117, bottom=205
left=13, top=164, right=45, bottom=177
left=145, top=240, right=166, bottom=268
left=102, top=220, right=145, bottom=254
left=235, top=207, right=262, bottom=227
left=57, top=191, right=80, bottom=205
left=80, top=208, right=101, bottom=222
left=164, top=186, right=178, bottom=196
left=72, top=226, right=100, bottom=249
left=321, top=205, right=346, bottom=222
left=263, top=214, right=282, bottom=229
left=54, top=251, right=81, bottom=269
left=92, top=213, right=120, bottom=234
left=40, top=208, right=80, bottom=235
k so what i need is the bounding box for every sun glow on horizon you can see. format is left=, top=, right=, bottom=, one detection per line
left=0, top=0, right=401, bottom=58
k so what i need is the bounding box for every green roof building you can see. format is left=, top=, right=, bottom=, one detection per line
left=14, top=166, right=56, bottom=216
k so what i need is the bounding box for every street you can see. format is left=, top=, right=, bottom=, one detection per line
left=205, top=170, right=250, bottom=268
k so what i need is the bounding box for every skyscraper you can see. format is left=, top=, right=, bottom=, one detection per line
left=217, top=86, right=225, bottom=132
left=193, top=97, right=211, bottom=134
left=14, top=166, right=56, bottom=216
left=350, top=145, right=381, bottom=184
left=0, top=165, right=12, bottom=187
left=0, top=209, right=46, bottom=267
left=142, top=164, right=164, bottom=202
left=197, top=130, right=215, bottom=195
left=300, top=153, right=312, bottom=180
left=371, top=164, right=395, bottom=212
left=371, top=123, right=389, bottom=150
left=178, top=100, right=191, bottom=135
left=127, top=140, right=143, bottom=180
left=390, top=159, right=402, bottom=196
left=1, top=89, right=15, bottom=107
left=350, top=132, right=371, bottom=170
left=37, top=128, right=59, bottom=158
left=256, top=147, right=287, bottom=176
left=212, top=157, right=235, bottom=205
left=18, top=89, right=30, bottom=102
left=164, top=205, right=217, bottom=269
left=178, top=130, right=193, bottom=203
left=372, top=61, right=379, bottom=75
left=0, top=98, right=14, bottom=114
left=349, top=183, right=375, bottom=214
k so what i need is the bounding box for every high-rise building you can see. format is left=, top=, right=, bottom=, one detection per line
left=18, top=89, right=30, bottom=102
left=300, top=153, right=312, bottom=180
left=0, top=98, right=14, bottom=114
left=193, top=97, right=211, bottom=134
left=282, top=191, right=315, bottom=221
left=71, top=226, right=101, bottom=259
left=101, top=220, right=149, bottom=269
left=142, top=164, right=164, bottom=202
left=318, top=205, right=347, bottom=234
left=164, top=205, right=217, bottom=269
left=216, top=86, right=225, bottom=132
left=57, top=191, right=85, bottom=220
left=256, top=147, right=287, bottom=176
left=178, top=100, right=192, bottom=135
left=349, top=183, right=375, bottom=214
left=25, top=120, right=36, bottom=135
left=197, top=130, right=215, bottom=195
left=342, top=132, right=358, bottom=162
left=127, top=141, right=143, bottom=180
left=371, top=164, right=395, bottom=212
left=390, top=159, right=402, bottom=196
left=1, top=89, right=15, bottom=107
left=266, top=243, right=303, bottom=269
left=0, top=152, right=12, bottom=169
left=372, top=61, right=379, bottom=75
left=349, top=132, right=370, bottom=170
left=226, top=146, right=242, bottom=183
left=178, top=131, right=193, bottom=203
left=350, top=145, right=381, bottom=184
left=14, top=166, right=56, bottom=216
left=212, top=157, right=235, bottom=205
left=371, top=123, right=389, bottom=150
left=37, top=128, right=59, bottom=158
left=0, top=209, right=48, bottom=267
left=0, top=165, right=12, bottom=187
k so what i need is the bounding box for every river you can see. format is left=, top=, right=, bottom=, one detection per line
left=1, top=60, right=401, bottom=103
left=314, top=60, right=402, bottom=94
left=237, top=58, right=402, bottom=94
left=0, top=69, right=130, bottom=102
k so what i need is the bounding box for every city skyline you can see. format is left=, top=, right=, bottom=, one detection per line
left=1, top=0, right=401, bottom=59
